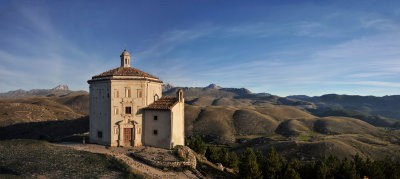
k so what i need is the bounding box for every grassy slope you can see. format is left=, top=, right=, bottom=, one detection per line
left=1, top=88, right=399, bottom=162
left=0, top=139, right=140, bottom=178
left=0, top=91, right=88, bottom=127
left=182, top=93, right=400, bottom=161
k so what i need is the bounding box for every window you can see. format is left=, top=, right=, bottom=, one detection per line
left=125, top=106, right=132, bottom=114
left=153, top=130, right=158, bottom=135
left=138, top=128, right=141, bottom=134
left=114, top=89, right=119, bottom=98
left=97, top=131, right=102, bottom=138
left=114, top=107, right=119, bottom=115
left=125, top=88, right=131, bottom=98
left=154, top=115, right=158, bottom=121
left=137, top=89, right=142, bottom=98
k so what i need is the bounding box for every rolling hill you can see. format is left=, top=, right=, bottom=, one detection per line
left=1, top=84, right=400, bottom=161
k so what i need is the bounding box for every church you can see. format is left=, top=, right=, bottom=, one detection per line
left=87, top=50, right=184, bottom=149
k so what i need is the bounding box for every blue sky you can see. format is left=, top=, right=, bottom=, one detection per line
left=1, top=0, right=400, bottom=96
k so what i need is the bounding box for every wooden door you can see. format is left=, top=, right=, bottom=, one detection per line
left=123, top=128, right=132, bottom=146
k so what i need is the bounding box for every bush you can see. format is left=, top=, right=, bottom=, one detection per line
left=186, top=136, right=206, bottom=155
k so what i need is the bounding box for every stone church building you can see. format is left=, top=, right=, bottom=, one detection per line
left=87, top=50, right=184, bottom=149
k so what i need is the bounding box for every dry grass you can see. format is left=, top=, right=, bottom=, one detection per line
left=0, top=139, right=140, bottom=178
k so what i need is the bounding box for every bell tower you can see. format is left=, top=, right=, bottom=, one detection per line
left=120, top=49, right=131, bottom=67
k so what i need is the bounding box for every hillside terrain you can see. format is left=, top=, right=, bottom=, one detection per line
left=289, top=94, right=400, bottom=125
left=1, top=84, right=400, bottom=161
left=164, top=85, right=400, bottom=160
left=0, top=139, right=137, bottom=178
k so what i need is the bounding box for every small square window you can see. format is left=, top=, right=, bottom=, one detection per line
left=153, top=130, right=158, bottom=135
left=126, top=107, right=132, bottom=114
left=97, top=131, right=102, bottom=138
left=154, top=116, right=158, bottom=121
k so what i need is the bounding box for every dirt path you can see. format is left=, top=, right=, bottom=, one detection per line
left=59, top=143, right=199, bottom=179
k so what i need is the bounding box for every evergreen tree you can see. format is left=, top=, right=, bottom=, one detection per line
left=352, top=154, right=365, bottom=178
left=255, top=150, right=264, bottom=170
left=228, top=152, right=239, bottom=171
left=380, top=157, right=400, bottom=179
left=298, top=161, right=316, bottom=179
left=205, top=145, right=221, bottom=163
left=263, top=147, right=285, bottom=179
left=337, top=158, right=358, bottom=179
left=288, top=158, right=301, bottom=171
left=187, top=135, right=206, bottom=155
left=315, top=160, right=329, bottom=179
left=282, top=167, right=300, bottom=179
left=362, top=159, right=385, bottom=179
left=220, top=147, right=230, bottom=166
left=325, top=155, right=341, bottom=178
left=238, top=148, right=263, bottom=179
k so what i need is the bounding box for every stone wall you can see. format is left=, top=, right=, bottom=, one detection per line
left=129, top=145, right=196, bottom=170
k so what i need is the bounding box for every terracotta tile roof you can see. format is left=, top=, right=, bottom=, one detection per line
left=92, top=67, right=159, bottom=79
left=144, top=96, right=178, bottom=110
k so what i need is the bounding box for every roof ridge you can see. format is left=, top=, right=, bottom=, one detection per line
left=144, top=97, right=179, bottom=110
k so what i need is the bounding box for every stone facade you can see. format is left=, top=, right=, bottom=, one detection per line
left=87, top=50, right=184, bottom=149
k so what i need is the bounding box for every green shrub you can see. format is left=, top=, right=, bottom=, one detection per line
left=186, top=136, right=206, bottom=155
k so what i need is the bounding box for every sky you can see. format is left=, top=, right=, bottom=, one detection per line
left=1, top=0, right=400, bottom=97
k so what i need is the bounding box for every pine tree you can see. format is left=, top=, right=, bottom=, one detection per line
left=205, top=145, right=221, bottom=163
left=263, top=147, right=285, bottom=179
left=288, top=158, right=301, bottom=171
left=325, top=155, right=341, bottom=177
left=352, top=154, right=365, bottom=177
left=337, top=158, right=358, bottom=179
left=220, top=147, right=230, bottom=166
left=238, top=148, right=263, bottom=179
left=283, top=167, right=300, bottom=179
left=315, top=160, right=329, bottom=179
left=255, top=150, right=264, bottom=170
left=228, top=152, right=239, bottom=171
left=187, top=136, right=206, bottom=155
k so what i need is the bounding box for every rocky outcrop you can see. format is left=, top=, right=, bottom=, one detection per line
left=162, top=83, right=174, bottom=92
left=130, top=145, right=197, bottom=170
left=205, top=84, right=222, bottom=90
left=52, top=85, right=70, bottom=91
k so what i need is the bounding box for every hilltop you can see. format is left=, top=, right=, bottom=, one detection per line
left=163, top=84, right=400, bottom=160
left=0, top=85, right=86, bottom=98
left=0, top=84, right=399, bottom=161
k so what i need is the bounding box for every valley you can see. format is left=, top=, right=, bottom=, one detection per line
left=1, top=84, right=400, bottom=162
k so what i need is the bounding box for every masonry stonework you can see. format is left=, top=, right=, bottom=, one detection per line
left=87, top=50, right=184, bottom=149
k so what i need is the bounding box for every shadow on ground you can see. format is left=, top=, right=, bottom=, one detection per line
left=0, top=116, right=89, bottom=142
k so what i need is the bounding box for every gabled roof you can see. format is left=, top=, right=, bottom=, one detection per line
left=144, top=96, right=178, bottom=110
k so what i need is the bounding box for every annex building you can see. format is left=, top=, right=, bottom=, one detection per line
left=87, top=50, right=184, bottom=149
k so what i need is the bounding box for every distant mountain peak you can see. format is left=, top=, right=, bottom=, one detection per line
left=52, top=85, right=69, bottom=91
left=162, top=83, right=174, bottom=92
left=205, top=83, right=222, bottom=89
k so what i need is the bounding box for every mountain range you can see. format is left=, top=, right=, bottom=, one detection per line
left=1, top=84, right=400, bottom=161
